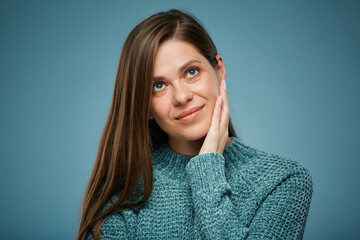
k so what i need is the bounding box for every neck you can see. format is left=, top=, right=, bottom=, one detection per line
left=168, top=136, right=205, bottom=156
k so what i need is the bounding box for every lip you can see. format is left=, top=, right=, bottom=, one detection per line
left=175, top=105, right=204, bottom=122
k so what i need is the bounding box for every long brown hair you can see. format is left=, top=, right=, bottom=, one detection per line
left=78, top=9, right=237, bottom=240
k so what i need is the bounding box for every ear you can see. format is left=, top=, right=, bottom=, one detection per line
left=215, top=54, right=226, bottom=82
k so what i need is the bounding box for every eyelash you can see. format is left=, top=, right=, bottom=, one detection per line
left=152, top=66, right=200, bottom=94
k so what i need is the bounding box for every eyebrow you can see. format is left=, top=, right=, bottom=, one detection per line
left=153, top=60, right=201, bottom=82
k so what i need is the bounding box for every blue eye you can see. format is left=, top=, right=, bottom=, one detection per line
left=153, top=82, right=165, bottom=92
left=186, top=68, right=198, bottom=78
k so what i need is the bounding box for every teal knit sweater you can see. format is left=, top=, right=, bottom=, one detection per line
left=89, top=137, right=313, bottom=239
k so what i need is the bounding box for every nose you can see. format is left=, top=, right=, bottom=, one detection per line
left=172, top=82, right=193, bottom=106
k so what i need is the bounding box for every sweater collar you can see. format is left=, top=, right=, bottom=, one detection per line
left=151, top=137, right=246, bottom=171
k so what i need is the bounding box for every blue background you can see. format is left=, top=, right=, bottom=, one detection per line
left=1, top=0, right=359, bottom=239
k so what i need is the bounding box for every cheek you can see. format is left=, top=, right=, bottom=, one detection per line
left=151, top=98, right=169, bottom=119
left=196, top=74, right=220, bottom=99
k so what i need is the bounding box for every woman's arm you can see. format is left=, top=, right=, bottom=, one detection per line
left=187, top=79, right=249, bottom=238
left=186, top=152, right=249, bottom=239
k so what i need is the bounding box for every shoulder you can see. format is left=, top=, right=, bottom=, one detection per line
left=225, top=138, right=312, bottom=193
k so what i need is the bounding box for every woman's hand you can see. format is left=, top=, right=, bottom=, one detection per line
left=199, top=79, right=230, bottom=155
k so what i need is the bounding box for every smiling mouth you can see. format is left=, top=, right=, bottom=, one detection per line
left=175, top=106, right=204, bottom=122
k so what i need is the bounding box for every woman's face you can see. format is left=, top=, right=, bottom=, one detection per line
left=150, top=39, right=226, bottom=144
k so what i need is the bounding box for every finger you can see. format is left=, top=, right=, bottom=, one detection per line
left=210, top=94, right=223, bottom=132
left=220, top=80, right=230, bottom=128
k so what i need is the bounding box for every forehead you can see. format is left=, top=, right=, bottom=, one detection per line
left=153, top=40, right=207, bottom=75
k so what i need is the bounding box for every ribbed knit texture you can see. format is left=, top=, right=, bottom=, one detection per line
left=88, top=137, right=313, bottom=239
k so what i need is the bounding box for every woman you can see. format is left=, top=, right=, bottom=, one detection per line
left=78, top=9, right=313, bottom=240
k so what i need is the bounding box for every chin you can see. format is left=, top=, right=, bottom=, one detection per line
left=177, top=125, right=209, bottom=141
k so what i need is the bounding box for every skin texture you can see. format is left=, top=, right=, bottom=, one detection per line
left=150, top=39, right=231, bottom=156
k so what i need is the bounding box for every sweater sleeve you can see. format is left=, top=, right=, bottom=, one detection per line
left=247, top=168, right=313, bottom=239
left=185, top=152, right=313, bottom=240
left=185, top=152, right=249, bottom=239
